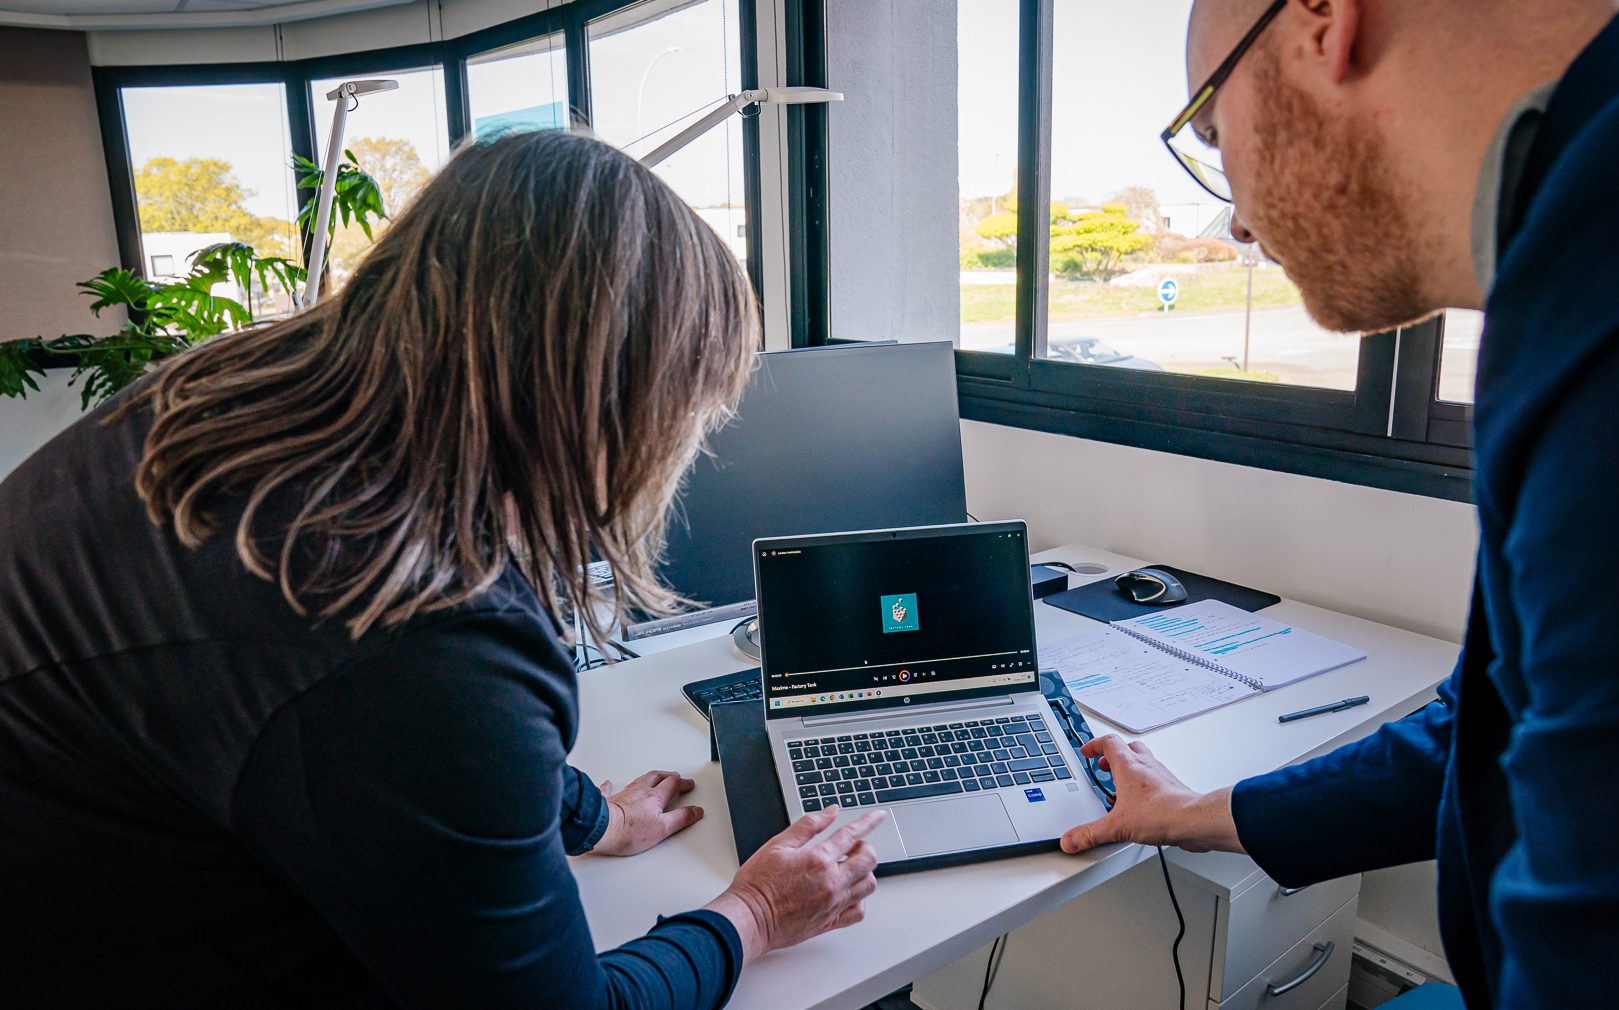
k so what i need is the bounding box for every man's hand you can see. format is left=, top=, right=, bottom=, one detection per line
left=1060, top=735, right=1245, bottom=855
left=590, top=770, right=703, bottom=857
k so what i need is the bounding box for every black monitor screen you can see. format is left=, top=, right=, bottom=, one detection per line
left=638, top=342, right=966, bottom=633
left=757, top=524, right=1038, bottom=719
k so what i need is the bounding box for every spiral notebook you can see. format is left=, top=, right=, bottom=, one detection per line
left=1042, top=600, right=1366, bottom=733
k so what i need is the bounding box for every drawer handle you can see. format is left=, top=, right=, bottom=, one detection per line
left=1266, top=940, right=1334, bottom=997
left=1277, top=884, right=1311, bottom=897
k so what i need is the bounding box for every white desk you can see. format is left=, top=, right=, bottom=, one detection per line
left=569, top=543, right=1456, bottom=1010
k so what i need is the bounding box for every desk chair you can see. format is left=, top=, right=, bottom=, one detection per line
left=1381, top=983, right=1463, bottom=1009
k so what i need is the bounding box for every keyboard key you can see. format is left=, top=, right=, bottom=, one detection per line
left=804, top=746, right=820, bottom=758
left=837, top=781, right=856, bottom=795
left=1030, top=770, right=1055, bottom=783
left=1008, top=758, right=1048, bottom=772
left=875, top=781, right=964, bottom=804
left=996, top=775, right=1015, bottom=788
left=962, top=779, right=981, bottom=792
left=876, top=763, right=893, bottom=776
left=833, top=755, right=850, bottom=768
left=793, top=760, right=814, bottom=773
left=992, top=749, right=1011, bottom=761
left=796, top=771, right=823, bottom=785
left=799, top=786, right=818, bottom=800
left=1035, top=732, right=1053, bottom=744
left=1048, top=756, right=1066, bottom=768
left=803, top=798, right=823, bottom=811
left=1009, top=747, right=1029, bottom=759
left=818, top=783, right=838, bottom=797
left=906, top=772, right=924, bottom=786
left=940, top=768, right=958, bottom=780
left=1042, top=743, right=1061, bottom=755
left=857, top=792, right=877, bottom=806
left=918, top=745, right=936, bottom=758
left=901, top=748, right=920, bottom=760
left=1055, top=767, right=1073, bottom=779
left=943, top=755, right=961, bottom=767
left=1013, top=772, right=1032, bottom=785
left=926, top=757, right=944, bottom=770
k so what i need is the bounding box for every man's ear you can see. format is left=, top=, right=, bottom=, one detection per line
left=1296, top=0, right=1360, bottom=84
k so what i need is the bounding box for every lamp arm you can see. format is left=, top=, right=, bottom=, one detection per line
left=639, top=89, right=767, bottom=169
left=300, top=85, right=352, bottom=312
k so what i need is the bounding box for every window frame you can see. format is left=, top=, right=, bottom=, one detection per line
left=91, top=0, right=764, bottom=307
left=791, top=0, right=1476, bottom=502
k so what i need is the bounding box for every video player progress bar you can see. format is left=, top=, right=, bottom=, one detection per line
left=778, top=650, right=1025, bottom=679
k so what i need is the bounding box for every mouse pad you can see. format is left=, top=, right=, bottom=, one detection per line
left=1042, top=564, right=1280, bottom=623
left=710, top=678, right=1110, bottom=874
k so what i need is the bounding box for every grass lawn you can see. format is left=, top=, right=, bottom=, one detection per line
left=961, top=264, right=1306, bottom=324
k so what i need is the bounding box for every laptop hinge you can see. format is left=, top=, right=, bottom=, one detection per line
left=801, top=694, right=1016, bottom=728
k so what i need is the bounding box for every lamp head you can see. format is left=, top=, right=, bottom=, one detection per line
left=760, top=86, right=844, bottom=105
left=324, top=78, right=400, bottom=101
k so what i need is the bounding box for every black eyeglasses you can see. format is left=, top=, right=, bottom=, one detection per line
left=1160, top=0, right=1287, bottom=203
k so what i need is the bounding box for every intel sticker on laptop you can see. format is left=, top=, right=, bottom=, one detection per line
left=1024, top=787, right=1045, bottom=803
left=880, top=593, right=919, bottom=633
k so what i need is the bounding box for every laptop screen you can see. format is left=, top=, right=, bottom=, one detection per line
left=756, top=523, right=1038, bottom=719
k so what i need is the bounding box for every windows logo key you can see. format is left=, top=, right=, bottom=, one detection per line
left=880, top=593, right=920, bottom=634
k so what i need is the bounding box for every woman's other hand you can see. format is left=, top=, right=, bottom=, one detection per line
left=590, top=770, right=703, bottom=857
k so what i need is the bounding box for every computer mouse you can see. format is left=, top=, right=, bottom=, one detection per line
left=1114, top=568, right=1189, bottom=605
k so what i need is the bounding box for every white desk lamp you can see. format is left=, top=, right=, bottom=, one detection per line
left=638, top=86, right=843, bottom=168
left=300, top=78, right=399, bottom=311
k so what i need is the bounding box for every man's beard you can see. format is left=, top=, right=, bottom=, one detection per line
left=1243, top=51, right=1437, bottom=335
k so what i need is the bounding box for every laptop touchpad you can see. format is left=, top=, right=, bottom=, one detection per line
left=892, top=794, right=1019, bottom=857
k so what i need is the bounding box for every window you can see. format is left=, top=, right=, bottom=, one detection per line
left=91, top=0, right=763, bottom=353
left=120, top=82, right=300, bottom=313
left=957, top=0, right=1023, bottom=352
left=468, top=33, right=570, bottom=138
left=309, top=66, right=450, bottom=283
left=806, top=0, right=1474, bottom=500
left=1438, top=310, right=1483, bottom=405
left=1042, top=0, right=1358, bottom=390
left=587, top=0, right=749, bottom=266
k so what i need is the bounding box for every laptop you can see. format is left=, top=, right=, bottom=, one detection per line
left=755, top=521, right=1108, bottom=869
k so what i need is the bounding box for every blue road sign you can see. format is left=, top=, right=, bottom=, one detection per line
left=1158, top=277, right=1180, bottom=306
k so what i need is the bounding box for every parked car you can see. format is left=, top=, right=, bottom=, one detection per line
left=980, top=337, right=1164, bottom=372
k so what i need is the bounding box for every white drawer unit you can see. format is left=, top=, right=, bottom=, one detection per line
left=1178, top=849, right=1360, bottom=1003
left=1211, top=900, right=1356, bottom=1010
left=912, top=850, right=1358, bottom=1010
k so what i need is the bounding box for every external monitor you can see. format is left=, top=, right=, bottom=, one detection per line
left=624, top=341, right=967, bottom=638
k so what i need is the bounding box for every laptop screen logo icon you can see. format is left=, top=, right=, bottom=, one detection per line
left=881, top=593, right=919, bottom=633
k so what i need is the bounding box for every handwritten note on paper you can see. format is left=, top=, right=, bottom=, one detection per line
left=1040, top=625, right=1257, bottom=733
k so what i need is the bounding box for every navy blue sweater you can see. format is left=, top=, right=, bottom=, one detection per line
left=1232, top=16, right=1619, bottom=1009
left=0, top=393, right=741, bottom=1008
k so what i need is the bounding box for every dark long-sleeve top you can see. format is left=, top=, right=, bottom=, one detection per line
left=1230, top=16, right=1619, bottom=1009
left=0, top=391, right=741, bottom=1009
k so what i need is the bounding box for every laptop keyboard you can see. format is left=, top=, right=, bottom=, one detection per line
left=789, top=712, right=1073, bottom=811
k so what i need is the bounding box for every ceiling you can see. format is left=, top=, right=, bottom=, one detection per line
left=0, top=0, right=414, bottom=29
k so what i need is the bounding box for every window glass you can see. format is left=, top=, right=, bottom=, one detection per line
left=1028, top=0, right=1359, bottom=390
left=468, top=33, right=570, bottom=138
left=310, top=67, right=449, bottom=284
left=956, top=0, right=1022, bottom=351
left=121, top=82, right=300, bottom=315
left=1437, top=310, right=1483, bottom=404
left=588, top=0, right=747, bottom=266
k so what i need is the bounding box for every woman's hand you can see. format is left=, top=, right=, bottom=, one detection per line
left=1059, top=735, right=1244, bottom=855
left=704, top=806, right=885, bottom=963
left=590, top=770, right=704, bottom=857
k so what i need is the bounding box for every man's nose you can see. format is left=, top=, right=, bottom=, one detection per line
left=1229, top=209, right=1257, bottom=244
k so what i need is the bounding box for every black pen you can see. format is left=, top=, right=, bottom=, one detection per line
left=1278, top=695, right=1370, bottom=723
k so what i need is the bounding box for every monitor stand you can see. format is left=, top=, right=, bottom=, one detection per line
left=731, top=617, right=761, bottom=661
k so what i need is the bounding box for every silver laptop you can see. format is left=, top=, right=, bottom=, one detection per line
left=755, top=521, right=1107, bottom=869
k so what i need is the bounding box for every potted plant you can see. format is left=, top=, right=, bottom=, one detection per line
left=0, top=153, right=386, bottom=409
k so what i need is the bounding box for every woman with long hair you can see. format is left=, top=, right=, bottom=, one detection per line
left=0, top=130, right=880, bottom=1008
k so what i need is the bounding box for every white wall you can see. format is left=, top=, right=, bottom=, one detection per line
left=1, top=372, right=87, bottom=480
left=962, top=419, right=1473, bottom=975
left=825, top=0, right=961, bottom=344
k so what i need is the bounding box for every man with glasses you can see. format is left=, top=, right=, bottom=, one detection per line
left=1060, top=2, right=1619, bottom=1007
